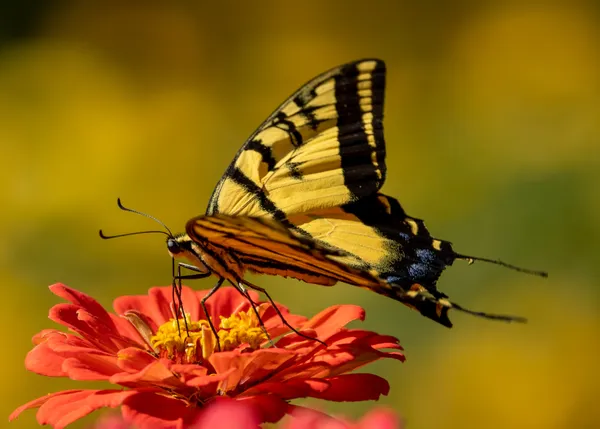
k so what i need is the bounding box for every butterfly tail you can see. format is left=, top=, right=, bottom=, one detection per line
left=396, top=290, right=454, bottom=327
left=377, top=283, right=527, bottom=328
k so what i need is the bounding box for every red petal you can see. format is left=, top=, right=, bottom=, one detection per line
left=45, top=334, right=115, bottom=360
left=323, top=338, right=404, bottom=376
left=49, top=303, right=133, bottom=352
left=358, top=408, right=401, bottom=429
left=307, top=374, right=390, bottom=401
left=32, top=329, right=62, bottom=345
left=169, top=363, right=208, bottom=379
left=110, top=359, right=184, bottom=389
left=91, top=414, right=132, bottom=429
left=270, top=346, right=375, bottom=382
left=116, top=287, right=173, bottom=326
left=121, top=391, right=200, bottom=429
left=198, top=286, right=258, bottom=322
left=279, top=333, right=403, bottom=380
left=285, top=406, right=402, bottom=429
left=116, top=347, right=157, bottom=372
left=113, top=295, right=163, bottom=329
left=328, top=330, right=403, bottom=355
left=11, top=389, right=136, bottom=429
left=50, top=284, right=116, bottom=330
left=191, top=398, right=261, bottom=429
left=171, top=365, right=233, bottom=390
left=233, top=395, right=290, bottom=424
left=43, top=330, right=96, bottom=351
left=145, top=287, right=179, bottom=322
left=286, top=406, right=349, bottom=429
left=9, top=390, right=77, bottom=421
left=25, top=341, right=68, bottom=376
left=267, top=361, right=332, bottom=383
left=109, top=312, right=154, bottom=343
left=243, top=378, right=329, bottom=400
left=302, top=305, right=365, bottom=339
left=209, top=349, right=296, bottom=392
left=62, top=354, right=123, bottom=380
left=260, top=304, right=308, bottom=339
left=178, top=286, right=202, bottom=321
left=151, top=286, right=204, bottom=321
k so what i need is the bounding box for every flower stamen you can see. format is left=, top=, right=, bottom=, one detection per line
left=146, top=307, right=268, bottom=363
left=151, top=314, right=216, bottom=363
left=218, top=307, right=268, bottom=351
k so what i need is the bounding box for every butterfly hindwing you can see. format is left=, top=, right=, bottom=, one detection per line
left=292, top=193, right=457, bottom=298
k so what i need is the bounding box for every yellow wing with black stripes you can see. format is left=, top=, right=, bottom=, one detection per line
left=206, top=59, right=386, bottom=219
left=199, top=58, right=542, bottom=327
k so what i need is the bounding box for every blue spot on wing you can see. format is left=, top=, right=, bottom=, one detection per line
left=385, top=275, right=404, bottom=284
left=408, top=263, right=429, bottom=279
left=415, top=248, right=436, bottom=263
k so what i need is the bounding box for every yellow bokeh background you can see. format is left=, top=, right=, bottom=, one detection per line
left=2, top=2, right=598, bottom=428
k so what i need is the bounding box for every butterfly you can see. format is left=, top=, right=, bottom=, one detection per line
left=102, top=59, right=546, bottom=340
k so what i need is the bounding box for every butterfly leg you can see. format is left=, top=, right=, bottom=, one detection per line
left=241, top=279, right=327, bottom=347
left=235, top=282, right=275, bottom=348
left=199, top=277, right=225, bottom=351
left=174, top=262, right=211, bottom=317
left=171, top=259, right=213, bottom=340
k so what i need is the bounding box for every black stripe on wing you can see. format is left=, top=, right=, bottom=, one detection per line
left=228, top=168, right=302, bottom=232
left=336, top=60, right=386, bottom=199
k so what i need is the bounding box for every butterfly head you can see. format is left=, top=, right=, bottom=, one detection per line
left=166, top=236, right=183, bottom=255
left=166, top=234, right=195, bottom=258
left=165, top=233, right=211, bottom=275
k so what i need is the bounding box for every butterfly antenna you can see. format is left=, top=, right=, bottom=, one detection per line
left=99, top=229, right=170, bottom=239
left=115, top=198, right=174, bottom=236
left=455, top=253, right=548, bottom=278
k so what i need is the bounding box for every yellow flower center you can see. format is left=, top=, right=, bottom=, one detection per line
left=151, top=315, right=216, bottom=363
left=218, top=308, right=268, bottom=351
left=147, top=309, right=268, bottom=363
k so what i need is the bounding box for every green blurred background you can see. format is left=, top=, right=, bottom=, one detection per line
left=2, top=1, right=598, bottom=428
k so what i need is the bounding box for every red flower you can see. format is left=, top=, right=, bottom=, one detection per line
left=11, top=284, right=404, bottom=429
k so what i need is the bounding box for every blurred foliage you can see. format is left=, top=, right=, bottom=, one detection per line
left=1, top=1, right=598, bottom=428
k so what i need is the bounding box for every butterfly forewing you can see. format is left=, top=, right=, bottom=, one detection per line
left=206, top=59, right=386, bottom=219
left=186, top=214, right=389, bottom=289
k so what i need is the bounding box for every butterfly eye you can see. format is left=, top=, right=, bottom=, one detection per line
left=167, top=238, right=181, bottom=255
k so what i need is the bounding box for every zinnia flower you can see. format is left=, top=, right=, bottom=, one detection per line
left=10, top=283, right=404, bottom=428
